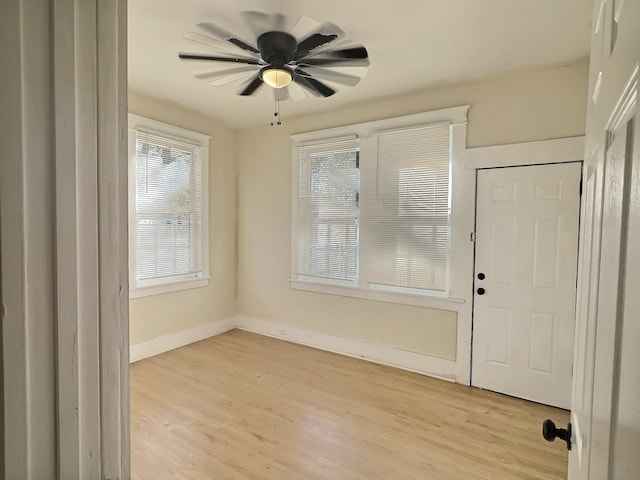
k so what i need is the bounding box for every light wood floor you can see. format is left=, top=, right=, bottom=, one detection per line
left=131, top=330, right=569, bottom=480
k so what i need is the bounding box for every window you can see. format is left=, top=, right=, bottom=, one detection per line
left=368, top=124, right=451, bottom=294
left=296, top=137, right=360, bottom=284
left=291, top=106, right=468, bottom=306
left=128, top=114, right=209, bottom=297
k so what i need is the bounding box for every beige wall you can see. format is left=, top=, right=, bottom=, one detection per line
left=236, top=61, right=589, bottom=361
left=128, top=92, right=238, bottom=345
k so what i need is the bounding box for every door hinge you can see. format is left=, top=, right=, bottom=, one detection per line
left=470, top=232, right=476, bottom=242
left=579, top=177, right=583, bottom=197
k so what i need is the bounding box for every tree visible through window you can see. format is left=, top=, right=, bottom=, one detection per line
left=296, top=139, right=360, bottom=283
left=135, top=138, right=200, bottom=280
left=293, top=122, right=452, bottom=296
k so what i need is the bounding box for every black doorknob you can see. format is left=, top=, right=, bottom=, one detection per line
left=476, top=287, right=486, bottom=295
left=477, top=272, right=486, bottom=280
left=542, top=419, right=572, bottom=451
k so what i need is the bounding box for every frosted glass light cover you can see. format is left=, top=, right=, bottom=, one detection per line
left=262, top=68, right=292, bottom=88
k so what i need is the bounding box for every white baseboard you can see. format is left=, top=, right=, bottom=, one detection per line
left=130, top=315, right=459, bottom=383
left=235, top=315, right=458, bottom=382
left=130, top=317, right=236, bottom=363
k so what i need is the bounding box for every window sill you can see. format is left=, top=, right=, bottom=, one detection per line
left=290, top=279, right=465, bottom=310
left=129, top=277, right=210, bottom=299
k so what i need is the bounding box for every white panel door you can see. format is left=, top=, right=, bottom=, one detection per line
left=568, top=0, right=640, bottom=477
left=472, top=162, right=581, bottom=409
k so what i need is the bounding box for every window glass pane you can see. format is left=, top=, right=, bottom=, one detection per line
left=134, top=132, right=203, bottom=283
left=368, top=124, right=451, bottom=293
left=297, top=140, right=359, bottom=282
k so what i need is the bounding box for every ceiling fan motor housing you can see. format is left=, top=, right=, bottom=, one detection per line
left=257, top=31, right=297, bottom=67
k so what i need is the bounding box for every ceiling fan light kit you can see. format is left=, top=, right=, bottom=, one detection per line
left=260, top=67, right=293, bottom=88
left=178, top=11, right=370, bottom=124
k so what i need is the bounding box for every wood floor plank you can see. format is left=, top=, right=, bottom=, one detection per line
left=131, top=330, right=569, bottom=479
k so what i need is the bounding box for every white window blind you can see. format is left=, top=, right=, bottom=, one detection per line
left=367, top=123, right=451, bottom=293
left=134, top=130, right=204, bottom=284
left=296, top=138, right=360, bottom=282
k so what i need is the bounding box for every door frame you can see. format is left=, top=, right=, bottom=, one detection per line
left=0, top=0, right=129, bottom=477
left=463, top=136, right=585, bottom=384
left=469, top=161, right=582, bottom=406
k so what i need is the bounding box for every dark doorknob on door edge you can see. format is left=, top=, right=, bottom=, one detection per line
left=476, top=287, right=486, bottom=295
left=542, top=419, right=572, bottom=451
left=477, top=272, right=486, bottom=280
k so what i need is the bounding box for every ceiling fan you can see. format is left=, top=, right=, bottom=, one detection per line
left=178, top=11, right=370, bottom=101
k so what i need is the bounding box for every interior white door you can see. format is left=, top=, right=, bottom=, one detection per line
left=568, top=0, right=640, bottom=477
left=472, top=162, right=581, bottom=409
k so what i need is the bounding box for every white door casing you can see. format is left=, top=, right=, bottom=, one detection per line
left=0, top=0, right=129, bottom=477
left=569, top=156, right=604, bottom=478
left=589, top=108, right=632, bottom=479
left=571, top=78, right=637, bottom=480
left=569, top=0, right=640, bottom=478
left=472, top=163, right=581, bottom=409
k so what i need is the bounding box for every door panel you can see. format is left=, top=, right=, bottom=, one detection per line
left=532, top=217, right=560, bottom=288
left=472, top=162, right=581, bottom=409
left=490, top=217, right=516, bottom=284
left=529, top=312, right=555, bottom=374
left=487, top=307, right=511, bottom=365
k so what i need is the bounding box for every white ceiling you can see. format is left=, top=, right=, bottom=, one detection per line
left=128, top=0, right=592, bottom=130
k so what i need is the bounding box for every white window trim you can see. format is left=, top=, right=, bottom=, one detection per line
left=128, top=113, right=211, bottom=298
left=290, top=105, right=470, bottom=311
left=129, top=277, right=210, bottom=299
left=289, top=279, right=466, bottom=309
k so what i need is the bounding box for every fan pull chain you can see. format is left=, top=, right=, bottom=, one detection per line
left=271, top=71, right=283, bottom=127
left=271, top=92, right=282, bottom=126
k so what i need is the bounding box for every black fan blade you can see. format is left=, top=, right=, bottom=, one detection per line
left=179, top=53, right=261, bottom=65
left=184, top=32, right=261, bottom=59
left=290, top=15, right=322, bottom=40
left=238, top=75, right=264, bottom=96
left=197, top=22, right=260, bottom=55
left=309, top=46, right=368, bottom=60
left=294, top=66, right=361, bottom=87
left=228, top=38, right=261, bottom=56
left=295, top=33, right=339, bottom=60
left=293, top=75, right=336, bottom=97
